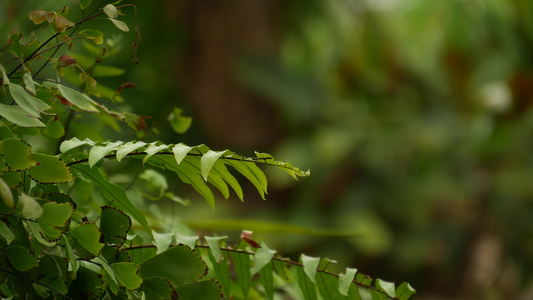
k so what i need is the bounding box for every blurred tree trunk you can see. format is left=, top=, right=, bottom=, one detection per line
left=165, top=0, right=283, bottom=150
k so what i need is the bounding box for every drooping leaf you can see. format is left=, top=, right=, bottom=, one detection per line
left=37, top=202, right=73, bottom=240
left=56, top=84, right=99, bottom=112
left=88, top=140, right=122, bottom=167
left=100, top=206, right=131, bottom=246
left=153, top=231, right=174, bottom=254
left=96, top=256, right=119, bottom=293
left=109, top=18, right=129, bottom=32
left=250, top=242, right=276, bottom=275
left=258, top=260, right=274, bottom=300
left=300, top=254, right=320, bottom=283
left=376, top=279, right=396, bottom=298
left=201, top=150, right=229, bottom=181
left=175, top=234, right=199, bottom=249
left=349, top=284, right=363, bottom=300
left=27, top=153, right=73, bottom=184
left=6, top=245, right=38, bottom=271
left=145, top=155, right=216, bottom=209
left=370, top=289, right=389, bottom=300
left=139, top=245, right=207, bottom=287
left=0, top=138, right=37, bottom=171
left=396, top=282, right=416, bottom=300
left=358, top=286, right=373, bottom=300
left=9, top=83, right=50, bottom=117
left=172, top=143, right=193, bottom=164
left=22, top=72, right=36, bottom=96
left=230, top=251, right=251, bottom=298
left=27, top=221, right=56, bottom=247
left=295, top=266, right=318, bottom=300
left=63, top=235, right=79, bottom=278
left=208, top=250, right=231, bottom=298
left=317, top=272, right=341, bottom=300
left=211, top=160, right=243, bottom=200
left=112, top=262, right=143, bottom=290
left=205, top=236, right=227, bottom=263
left=174, top=280, right=223, bottom=300
left=143, top=142, right=169, bottom=164
left=339, top=268, right=357, bottom=296
left=0, top=103, right=46, bottom=127
left=72, top=223, right=104, bottom=257
left=72, top=164, right=153, bottom=238
left=116, top=141, right=146, bottom=161
left=225, top=159, right=267, bottom=200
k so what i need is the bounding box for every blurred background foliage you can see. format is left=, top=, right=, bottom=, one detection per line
left=3, top=0, right=533, bottom=298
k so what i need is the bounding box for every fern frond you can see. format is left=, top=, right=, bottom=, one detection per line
left=61, top=138, right=310, bottom=208
left=126, top=239, right=417, bottom=300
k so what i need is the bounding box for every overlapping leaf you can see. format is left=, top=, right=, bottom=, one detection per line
left=60, top=138, right=310, bottom=208
left=194, top=238, right=416, bottom=300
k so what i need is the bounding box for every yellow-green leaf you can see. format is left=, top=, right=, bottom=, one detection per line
left=27, top=154, right=73, bottom=184
left=109, top=18, right=129, bottom=32
left=103, top=4, right=118, bottom=18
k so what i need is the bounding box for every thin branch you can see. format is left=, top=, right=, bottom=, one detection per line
left=0, top=213, right=37, bottom=223
left=0, top=268, right=74, bottom=300
left=124, top=244, right=389, bottom=296
left=66, top=151, right=305, bottom=174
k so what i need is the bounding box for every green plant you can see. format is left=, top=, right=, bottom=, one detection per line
left=0, top=1, right=415, bottom=299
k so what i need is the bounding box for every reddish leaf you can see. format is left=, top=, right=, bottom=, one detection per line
left=124, top=113, right=150, bottom=131
left=116, top=82, right=135, bottom=95
left=241, top=230, right=261, bottom=249
left=57, top=55, right=77, bottom=68
left=57, top=95, right=73, bottom=106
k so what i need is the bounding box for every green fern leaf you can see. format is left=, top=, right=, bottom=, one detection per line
left=230, top=251, right=251, bottom=298
left=339, top=268, right=357, bottom=296
left=250, top=242, right=276, bottom=275
left=60, top=138, right=309, bottom=208
left=116, top=141, right=146, bottom=161
left=88, top=141, right=122, bottom=167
